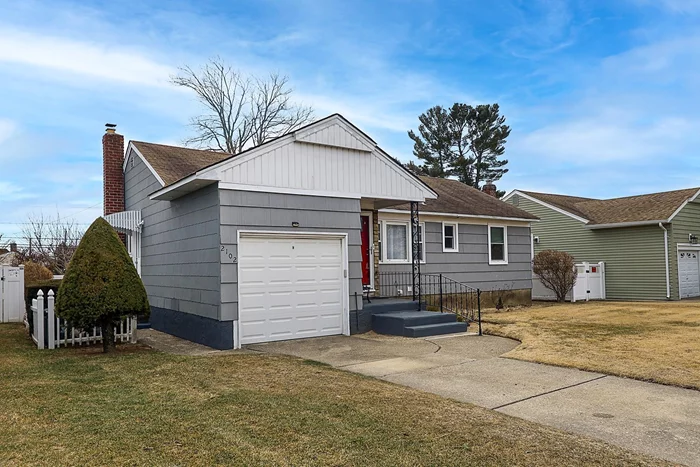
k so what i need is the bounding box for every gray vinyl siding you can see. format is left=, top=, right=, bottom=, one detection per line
left=380, top=222, right=532, bottom=291
left=124, top=155, right=221, bottom=319
left=669, top=201, right=700, bottom=300
left=219, top=190, right=363, bottom=321
left=508, top=194, right=668, bottom=300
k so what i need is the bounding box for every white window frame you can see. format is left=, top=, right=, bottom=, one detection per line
left=379, top=220, right=426, bottom=264
left=488, top=224, right=508, bottom=265
left=442, top=222, right=459, bottom=253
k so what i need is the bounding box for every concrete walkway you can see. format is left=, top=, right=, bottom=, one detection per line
left=249, top=333, right=700, bottom=466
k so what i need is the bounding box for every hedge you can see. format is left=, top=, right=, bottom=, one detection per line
left=25, top=279, right=62, bottom=337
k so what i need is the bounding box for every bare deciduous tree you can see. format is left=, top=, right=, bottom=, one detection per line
left=171, top=57, right=314, bottom=154
left=12, top=213, right=83, bottom=274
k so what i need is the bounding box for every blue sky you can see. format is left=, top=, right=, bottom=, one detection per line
left=1, top=0, right=700, bottom=240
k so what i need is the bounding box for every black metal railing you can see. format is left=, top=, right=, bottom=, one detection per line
left=377, top=271, right=482, bottom=335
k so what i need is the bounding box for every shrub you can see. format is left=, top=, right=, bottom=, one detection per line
left=23, top=261, right=54, bottom=283
left=24, top=279, right=62, bottom=337
left=532, top=250, right=577, bottom=302
left=55, top=218, right=149, bottom=352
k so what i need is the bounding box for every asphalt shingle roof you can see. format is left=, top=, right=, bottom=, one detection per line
left=520, top=188, right=700, bottom=225
left=131, top=141, right=231, bottom=186
left=393, top=177, right=539, bottom=220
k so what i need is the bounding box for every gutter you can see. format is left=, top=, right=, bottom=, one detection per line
left=659, top=223, right=671, bottom=299
left=586, top=219, right=667, bottom=230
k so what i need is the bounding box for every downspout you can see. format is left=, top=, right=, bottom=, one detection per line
left=659, top=223, right=671, bottom=299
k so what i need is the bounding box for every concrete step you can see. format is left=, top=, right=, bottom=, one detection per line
left=372, top=311, right=457, bottom=336
left=404, top=321, right=469, bottom=338
left=363, top=299, right=424, bottom=314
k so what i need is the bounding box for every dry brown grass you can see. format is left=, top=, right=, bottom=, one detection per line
left=482, top=301, right=700, bottom=390
left=0, top=324, right=668, bottom=466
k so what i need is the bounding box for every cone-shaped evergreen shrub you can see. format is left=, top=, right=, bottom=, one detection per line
left=56, top=217, right=149, bottom=352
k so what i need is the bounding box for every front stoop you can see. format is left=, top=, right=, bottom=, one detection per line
left=372, top=310, right=468, bottom=337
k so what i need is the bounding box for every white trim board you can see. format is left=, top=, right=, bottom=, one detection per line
left=378, top=209, right=536, bottom=225
left=360, top=211, right=375, bottom=289
left=586, top=220, right=668, bottom=230
left=124, top=143, right=166, bottom=187
left=503, top=190, right=589, bottom=224
left=234, top=229, right=350, bottom=349
left=667, top=188, right=700, bottom=222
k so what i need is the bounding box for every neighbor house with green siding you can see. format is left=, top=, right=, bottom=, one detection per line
left=503, top=188, right=700, bottom=301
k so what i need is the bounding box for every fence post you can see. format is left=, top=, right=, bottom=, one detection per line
left=477, top=289, right=482, bottom=336
left=36, top=290, right=45, bottom=349
left=439, top=274, right=443, bottom=313
left=130, top=316, right=138, bottom=344
left=47, top=290, right=55, bottom=349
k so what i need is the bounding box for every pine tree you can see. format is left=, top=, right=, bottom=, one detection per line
left=407, top=106, right=455, bottom=177
left=408, top=103, right=510, bottom=193
left=55, top=217, right=149, bottom=353
left=459, top=104, right=510, bottom=190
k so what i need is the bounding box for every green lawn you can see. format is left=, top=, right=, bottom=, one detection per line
left=0, top=324, right=667, bottom=466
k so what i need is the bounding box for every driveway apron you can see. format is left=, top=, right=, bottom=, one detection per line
left=249, top=333, right=700, bottom=467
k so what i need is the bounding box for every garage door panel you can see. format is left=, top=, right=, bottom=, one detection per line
left=679, top=250, right=700, bottom=298
left=238, top=236, right=345, bottom=345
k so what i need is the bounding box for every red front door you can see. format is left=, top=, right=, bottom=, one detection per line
left=361, top=215, right=371, bottom=286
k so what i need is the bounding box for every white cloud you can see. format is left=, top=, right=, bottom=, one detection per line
left=0, top=28, right=175, bottom=87
left=515, top=116, right=697, bottom=163
left=0, top=181, right=37, bottom=201
left=0, top=119, right=15, bottom=145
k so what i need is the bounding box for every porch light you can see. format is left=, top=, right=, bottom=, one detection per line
left=690, top=234, right=698, bottom=244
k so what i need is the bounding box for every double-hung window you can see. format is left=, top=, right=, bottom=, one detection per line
left=385, top=222, right=408, bottom=261
left=442, top=222, right=458, bottom=252
left=488, top=225, right=508, bottom=265
left=380, top=221, right=426, bottom=263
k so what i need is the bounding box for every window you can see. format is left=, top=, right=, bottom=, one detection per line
left=416, top=223, right=426, bottom=263
left=385, top=223, right=408, bottom=261
left=442, top=222, right=458, bottom=252
left=380, top=221, right=426, bottom=263
left=489, top=225, right=508, bottom=264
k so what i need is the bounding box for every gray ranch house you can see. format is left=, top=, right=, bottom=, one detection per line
left=102, top=114, right=537, bottom=349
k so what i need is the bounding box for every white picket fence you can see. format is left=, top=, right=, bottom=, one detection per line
left=28, top=289, right=137, bottom=350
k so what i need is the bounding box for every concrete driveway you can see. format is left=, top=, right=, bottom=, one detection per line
left=249, top=333, right=700, bottom=466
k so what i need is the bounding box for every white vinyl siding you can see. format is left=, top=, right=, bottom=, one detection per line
left=206, top=117, right=434, bottom=202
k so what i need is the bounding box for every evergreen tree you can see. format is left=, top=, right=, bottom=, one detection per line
left=407, top=106, right=455, bottom=177
left=458, top=103, right=510, bottom=190
left=408, top=103, right=510, bottom=192
left=56, top=218, right=149, bottom=353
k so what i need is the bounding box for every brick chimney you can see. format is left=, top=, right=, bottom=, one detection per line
left=10, top=242, right=17, bottom=252
left=103, top=123, right=125, bottom=216
left=482, top=181, right=497, bottom=197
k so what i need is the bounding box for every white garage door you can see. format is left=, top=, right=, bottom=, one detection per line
left=678, top=250, right=700, bottom=298
left=238, top=235, right=345, bottom=345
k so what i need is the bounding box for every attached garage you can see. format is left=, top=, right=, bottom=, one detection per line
left=678, top=250, right=700, bottom=299
left=237, top=232, right=349, bottom=346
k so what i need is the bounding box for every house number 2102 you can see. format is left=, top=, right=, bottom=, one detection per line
left=220, top=245, right=237, bottom=263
